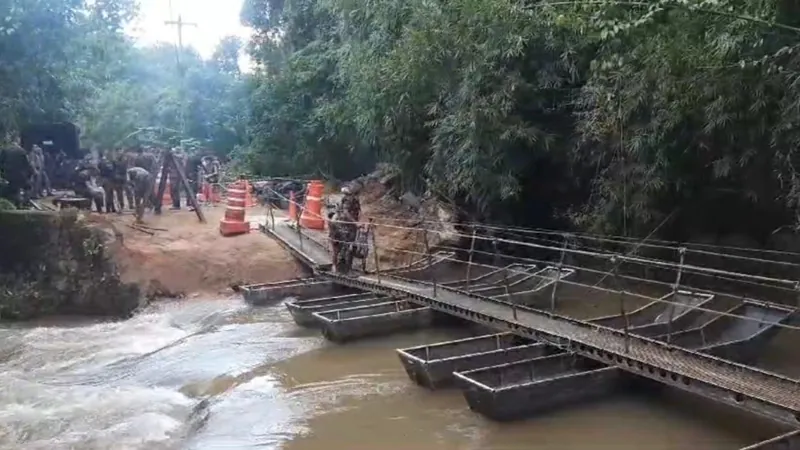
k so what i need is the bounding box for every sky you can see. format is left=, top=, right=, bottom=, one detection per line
left=128, top=0, right=253, bottom=64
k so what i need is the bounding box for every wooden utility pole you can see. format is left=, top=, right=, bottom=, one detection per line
left=164, top=11, right=197, bottom=137
left=164, top=15, right=197, bottom=71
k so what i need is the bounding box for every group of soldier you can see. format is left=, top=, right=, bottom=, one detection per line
left=72, top=148, right=222, bottom=222
left=0, top=142, right=222, bottom=223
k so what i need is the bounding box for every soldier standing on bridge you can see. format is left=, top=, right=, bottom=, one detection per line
left=328, top=184, right=362, bottom=274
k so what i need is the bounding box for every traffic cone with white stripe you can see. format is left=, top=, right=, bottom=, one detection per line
left=219, top=180, right=250, bottom=237
left=300, top=180, right=325, bottom=230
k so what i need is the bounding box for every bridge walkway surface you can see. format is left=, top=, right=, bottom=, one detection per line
left=261, top=221, right=800, bottom=426
left=321, top=272, right=800, bottom=426
left=261, top=219, right=332, bottom=271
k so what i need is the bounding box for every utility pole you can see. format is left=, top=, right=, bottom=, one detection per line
left=164, top=14, right=197, bottom=74
left=164, top=8, right=197, bottom=140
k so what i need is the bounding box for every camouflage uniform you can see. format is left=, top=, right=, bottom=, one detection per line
left=329, top=192, right=361, bottom=273
left=0, top=144, right=33, bottom=207
left=28, top=146, right=46, bottom=199
left=73, top=163, right=104, bottom=213
left=112, top=152, right=132, bottom=210
left=185, top=155, right=202, bottom=197
left=98, top=156, right=117, bottom=213
left=127, top=166, right=153, bottom=223
left=133, top=150, right=158, bottom=174
left=168, top=152, right=183, bottom=209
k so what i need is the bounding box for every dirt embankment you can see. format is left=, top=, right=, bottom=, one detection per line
left=92, top=207, right=303, bottom=299
left=334, top=167, right=461, bottom=270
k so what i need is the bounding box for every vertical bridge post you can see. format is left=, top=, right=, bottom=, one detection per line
left=465, top=226, right=477, bottom=291
left=610, top=255, right=629, bottom=353
left=371, top=219, right=380, bottom=283
left=423, top=228, right=436, bottom=296
left=667, top=247, right=687, bottom=344
left=550, top=233, right=569, bottom=312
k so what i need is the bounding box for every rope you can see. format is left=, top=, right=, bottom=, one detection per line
left=261, top=187, right=800, bottom=291
left=360, top=214, right=800, bottom=260
left=313, top=231, right=800, bottom=333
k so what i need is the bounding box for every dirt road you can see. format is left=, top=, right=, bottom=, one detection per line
left=98, top=206, right=303, bottom=298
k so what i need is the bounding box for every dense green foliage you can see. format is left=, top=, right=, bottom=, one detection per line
left=5, top=0, right=800, bottom=239
left=0, top=0, right=247, bottom=155
left=240, top=0, right=800, bottom=239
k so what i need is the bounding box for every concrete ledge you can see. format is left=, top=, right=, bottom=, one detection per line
left=397, top=333, right=553, bottom=389
left=241, top=278, right=359, bottom=305
left=286, top=293, right=391, bottom=327
left=454, top=353, right=621, bottom=421
left=314, top=301, right=433, bottom=343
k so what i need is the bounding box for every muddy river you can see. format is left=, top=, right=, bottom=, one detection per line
left=0, top=297, right=792, bottom=449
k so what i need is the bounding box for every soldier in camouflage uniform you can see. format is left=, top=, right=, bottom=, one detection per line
left=127, top=166, right=153, bottom=223
left=328, top=185, right=362, bottom=274
left=133, top=147, right=158, bottom=174
left=169, top=150, right=184, bottom=210
left=0, top=144, right=33, bottom=207
left=73, top=161, right=105, bottom=213
left=111, top=150, right=131, bottom=210
left=28, top=145, right=46, bottom=199
left=98, top=152, right=117, bottom=213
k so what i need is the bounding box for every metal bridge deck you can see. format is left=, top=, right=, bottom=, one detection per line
left=262, top=220, right=332, bottom=271
left=322, top=272, right=800, bottom=426
left=261, top=220, right=800, bottom=425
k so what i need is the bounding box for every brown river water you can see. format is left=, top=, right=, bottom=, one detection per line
left=0, top=297, right=794, bottom=450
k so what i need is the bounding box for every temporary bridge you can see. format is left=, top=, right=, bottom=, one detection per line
left=258, top=217, right=800, bottom=429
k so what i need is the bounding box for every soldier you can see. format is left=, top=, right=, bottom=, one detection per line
left=98, top=152, right=117, bottom=213
left=73, top=161, right=104, bottom=213
left=28, top=145, right=46, bottom=199
left=0, top=143, right=33, bottom=207
left=340, top=184, right=361, bottom=223
left=111, top=150, right=130, bottom=211
left=127, top=166, right=153, bottom=223
left=185, top=153, right=202, bottom=198
left=204, top=156, right=221, bottom=204
left=41, top=144, right=53, bottom=196
left=328, top=185, right=362, bottom=274
left=122, top=149, right=137, bottom=208
left=169, top=150, right=183, bottom=210
left=133, top=147, right=158, bottom=174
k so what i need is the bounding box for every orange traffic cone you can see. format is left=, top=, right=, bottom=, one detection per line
left=219, top=180, right=250, bottom=236
left=300, top=180, right=325, bottom=230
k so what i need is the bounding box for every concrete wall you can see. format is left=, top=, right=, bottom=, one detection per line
left=0, top=210, right=140, bottom=320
